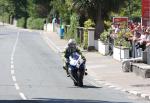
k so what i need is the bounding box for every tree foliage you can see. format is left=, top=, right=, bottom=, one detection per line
left=50, top=0, right=71, bottom=24
left=119, top=0, right=141, bottom=18
left=66, top=13, right=79, bottom=39
left=0, top=0, right=141, bottom=31
left=27, top=0, right=51, bottom=18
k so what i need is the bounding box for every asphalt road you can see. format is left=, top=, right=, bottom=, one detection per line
left=0, top=24, right=149, bottom=103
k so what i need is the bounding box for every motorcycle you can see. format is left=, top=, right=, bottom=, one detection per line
left=68, top=52, right=86, bottom=87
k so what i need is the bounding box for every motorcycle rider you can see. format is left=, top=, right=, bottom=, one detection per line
left=63, top=39, right=86, bottom=77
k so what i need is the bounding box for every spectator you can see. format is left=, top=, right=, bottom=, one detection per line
left=108, top=29, right=117, bottom=55
left=132, top=27, right=141, bottom=58
left=145, top=28, right=150, bottom=48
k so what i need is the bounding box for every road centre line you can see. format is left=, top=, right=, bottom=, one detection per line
left=11, top=64, right=14, bottom=69
left=19, top=92, right=27, bottom=100
left=11, top=58, right=13, bottom=61
left=11, top=31, right=19, bottom=57
left=11, top=61, right=14, bottom=65
left=11, top=70, right=15, bottom=75
left=10, top=31, right=27, bottom=100
left=12, top=76, right=17, bottom=82
left=14, top=83, right=20, bottom=90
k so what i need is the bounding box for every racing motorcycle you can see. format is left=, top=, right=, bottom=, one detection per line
left=68, top=52, right=86, bottom=87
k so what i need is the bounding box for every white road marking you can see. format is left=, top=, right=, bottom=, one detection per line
left=40, top=32, right=62, bottom=53
left=11, top=58, right=13, bottom=61
left=104, top=83, right=112, bottom=86
left=108, top=85, right=115, bottom=88
left=12, top=76, right=17, bottom=82
left=11, top=65, right=14, bottom=69
left=11, top=61, right=14, bottom=65
left=141, top=94, right=149, bottom=98
left=11, top=70, right=15, bottom=75
left=10, top=31, right=27, bottom=99
left=14, top=83, right=20, bottom=90
left=12, top=32, right=19, bottom=56
left=19, top=92, right=27, bottom=100
left=121, top=89, right=128, bottom=92
left=88, top=80, right=100, bottom=87
left=44, top=37, right=58, bottom=53
left=115, top=87, right=122, bottom=91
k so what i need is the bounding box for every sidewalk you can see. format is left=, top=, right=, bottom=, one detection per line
left=44, top=31, right=150, bottom=100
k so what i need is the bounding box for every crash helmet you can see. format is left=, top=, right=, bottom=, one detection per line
left=68, top=39, right=76, bottom=48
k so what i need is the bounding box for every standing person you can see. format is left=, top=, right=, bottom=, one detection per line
left=132, top=27, right=141, bottom=58
left=145, top=28, right=150, bottom=51
left=108, top=29, right=117, bottom=55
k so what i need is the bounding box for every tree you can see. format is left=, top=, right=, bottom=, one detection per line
left=50, top=0, right=131, bottom=39
left=71, top=0, right=128, bottom=39
left=119, top=0, right=141, bottom=21
left=0, top=0, right=15, bottom=23
left=13, top=0, right=28, bottom=18
left=0, top=0, right=28, bottom=21
left=27, top=0, right=52, bottom=18
left=50, top=0, right=71, bottom=24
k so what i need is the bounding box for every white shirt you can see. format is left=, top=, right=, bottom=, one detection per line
left=146, top=34, right=150, bottom=41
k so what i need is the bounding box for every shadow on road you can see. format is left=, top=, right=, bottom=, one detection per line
left=0, top=99, right=132, bottom=103
left=82, top=85, right=102, bottom=89
left=68, top=85, right=102, bottom=89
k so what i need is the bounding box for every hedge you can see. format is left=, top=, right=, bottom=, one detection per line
left=27, top=17, right=44, bottom=30
left=0, top=13, right=10, bottom=23
left=17, top=17, right=26, bottom=28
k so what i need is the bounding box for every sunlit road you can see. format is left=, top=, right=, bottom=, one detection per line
left=0, top=24, right=149, bottom=103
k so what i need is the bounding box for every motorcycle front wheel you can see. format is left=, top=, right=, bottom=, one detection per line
left=77, top=69, right=85, bottom=87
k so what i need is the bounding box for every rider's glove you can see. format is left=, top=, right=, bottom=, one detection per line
left=82, top=57, right=86, bottom=62
left=65, top=59, right=69, bottom=63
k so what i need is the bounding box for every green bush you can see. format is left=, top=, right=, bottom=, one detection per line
left=0, top=16, right=2, bottom=22
left=66, top=13, right=79, bottom=40
left=0, top=13, right=10, bottom=23
left=27, top=17, right=34, bottom=29
left=33, top=18, right=44, bottom=30
left=27, top=17, right=44, bottom=30
left=17, top=17, right=26, bottom=28
left=100, top=30, right=109, bottom=43
left=114, top=29, right=131, bottom=48
left=83, top=19, right=95, bottom=49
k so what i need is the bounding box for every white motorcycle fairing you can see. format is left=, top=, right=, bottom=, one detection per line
left=69, top=52, right=84, bottom=69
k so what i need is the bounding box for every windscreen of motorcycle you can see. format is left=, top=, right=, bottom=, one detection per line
left=69, top=52, right=80, bottom=66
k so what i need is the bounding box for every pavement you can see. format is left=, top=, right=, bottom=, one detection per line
left=42, top=30, right=150, bottom=101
